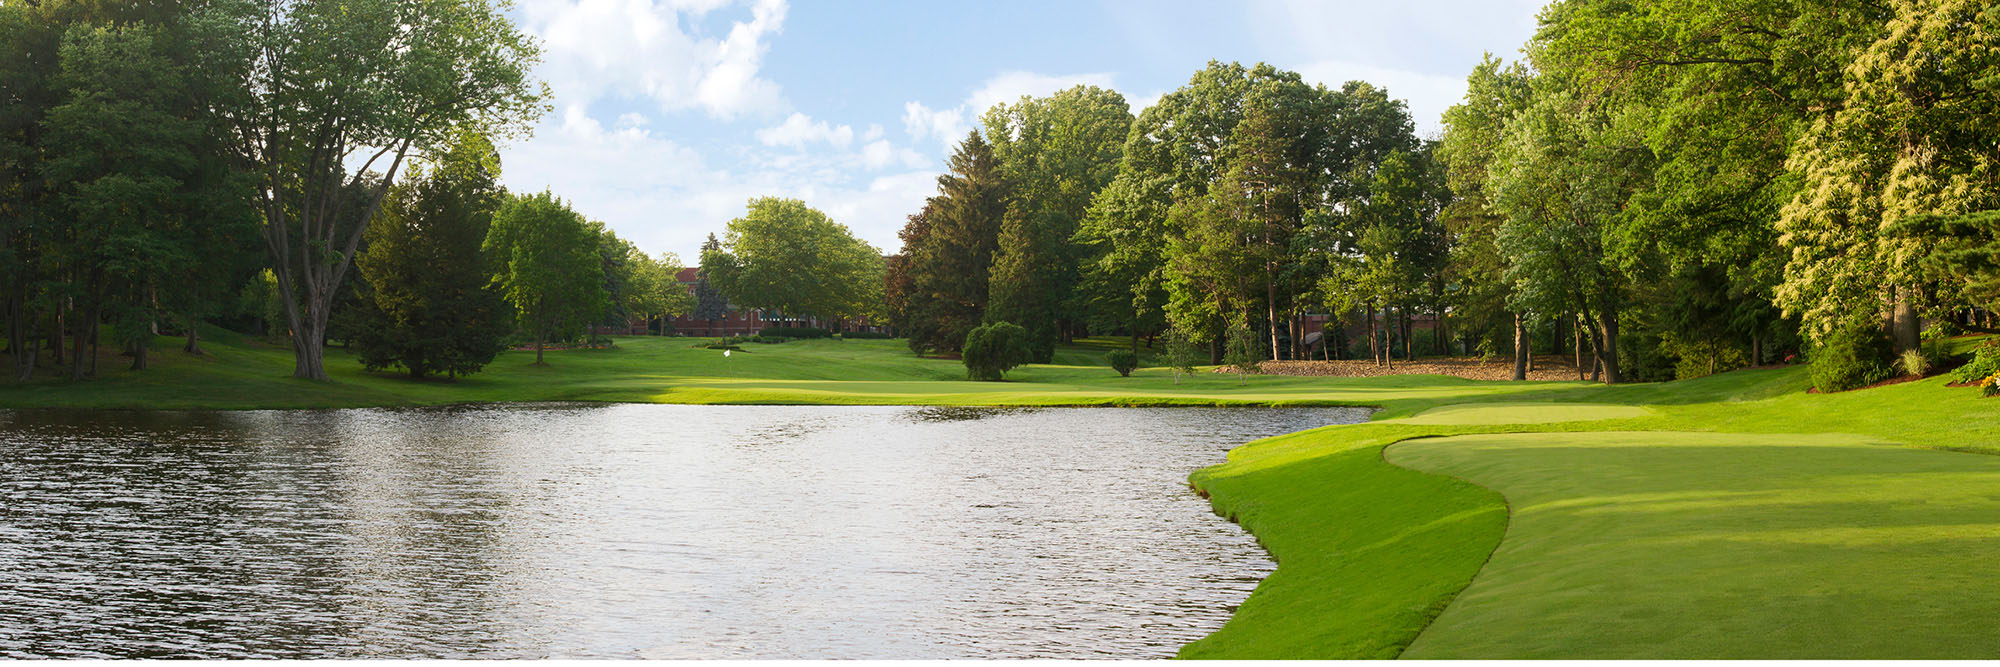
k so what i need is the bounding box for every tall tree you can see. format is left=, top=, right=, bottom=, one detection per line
left=983, top=85, right=1133, bottom=361
left=483, top=192, right=604, bottom=366
left=1439, top=55, right=1534, bottom=373
left=897, top=133, right=1006, bottom=354
left=1489, top=87, right=1654, bottom=384
left=1776, top=0, right=1999, bottom=350
left=213, top=0, right=548, bottom=380
left=702, top=197, right=884, bottom=326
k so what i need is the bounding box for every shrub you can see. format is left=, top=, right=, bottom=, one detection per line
left=1948, top=341, right=2000, bottom=384
left=840, top=331, right=892, bottom=340
left=758, top=326, right=831, bottom=339
left=1809, top=319, right=1895, bottom=393
left=962, top=321, right=1033, bottom=381
left=1107, top=349, right=1139, bottom=377
left=1900, top=348, right=1932, bottom=377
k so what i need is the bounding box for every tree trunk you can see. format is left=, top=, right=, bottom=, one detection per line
left=1512, top=313, right=1528, bottom=381
left=1368, top=306, right=1380, bottom=366
left=1266, top=269, right=1281, bottom=362
left=70, top=301, right=96, bottom=381
left=184, top=315, right=202, bottom=354
left=1891, top=290, right=1920, bottom=354
left=1574, top=314, right=1587, bottom=381
left=1596, top=306, right=1622, bottom=384
left=1750, top=334, right=1762, bottom=367
left=535, top=319, right=547, bottom=366
left=129, top=336, right=147, bottom=371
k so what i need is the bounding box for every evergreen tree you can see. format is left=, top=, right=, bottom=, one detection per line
left=897, top=133, right=1007, bottom=354
left=349, top=133, right=510, bottom=379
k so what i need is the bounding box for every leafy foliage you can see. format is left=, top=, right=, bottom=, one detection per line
left=350, top=133, right=510, bottom=379
left=961, top=321, right=1033, bottom=381
left=1106, top=349, right=1138, bottom=377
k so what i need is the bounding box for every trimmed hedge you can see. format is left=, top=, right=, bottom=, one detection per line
left=840, top=331, right=893, bottom=340
left=759, top=326, right=831, bottom=339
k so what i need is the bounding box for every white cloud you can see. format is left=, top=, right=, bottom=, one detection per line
left=1294, top=60, right=1468, bottom=136
left=756, top=112, right=856, bottom=149
left=862, top=124, right=885, bottom=142
left=859, top=139, right=927, bottom=170
left=902, top=101, right=967, bottom=149
left=901, top=70, right=1120, bottom=152
left=965, top=71, right=1118, bottom=118
left=502, top=104, right=938, bottom=259
left=521, top=0, right=789, bottom=120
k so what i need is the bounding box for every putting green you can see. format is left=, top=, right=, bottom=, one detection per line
left=1388, top=402, right=1652, bottom=425
left=1387, top=431, right=2000, bottom=659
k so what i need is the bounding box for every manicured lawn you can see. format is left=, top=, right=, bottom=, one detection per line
left=1390, top=431, right=2000, bottom=659
left=1183, top=344, right=2000, bottom=659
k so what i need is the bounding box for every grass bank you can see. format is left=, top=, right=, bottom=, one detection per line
left=1182, top=345, right=2000, bottom=659
left=0, top=329, right=1573, bottom=410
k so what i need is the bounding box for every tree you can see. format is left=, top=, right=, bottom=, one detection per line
left=1488, top=87, right=1653, bottom=384
left=212, top=0, right=548, bottom=380
left=1439, top=55, right=1534, bottom=373
left=897, top=134, right=1006, bottom=354
left=693, top=233, right=730, bottom=335
left=483, top=192, right=605, bottom=366
left=983, top=85, right=1133, bottom=361
left=961, top=321, right=1032, bottom=381
left=1776, top=0, right=1999, bottom=351
left=702, top=197, right=884, bottom=326
left=349, top=133, right=510, bottom=379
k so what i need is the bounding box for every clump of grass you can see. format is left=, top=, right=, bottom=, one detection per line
left=1900, top=348, right=1931, bottom=377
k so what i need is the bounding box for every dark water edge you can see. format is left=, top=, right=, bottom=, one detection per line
left=0, top=404, right=1368, bottom=659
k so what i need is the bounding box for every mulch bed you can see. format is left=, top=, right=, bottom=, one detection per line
left=1219, top=355, right=1590, bottom=382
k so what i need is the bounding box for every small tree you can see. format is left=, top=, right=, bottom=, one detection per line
left=1165, top=325, right=1201, bottom=385
left=484, top=192, right=605, bottom=365
left=1107, top=348, right=1139, bottom=377
left=1223, top=320, right=1261, bottom=385
left=963, top=321, right=1033, bottom=381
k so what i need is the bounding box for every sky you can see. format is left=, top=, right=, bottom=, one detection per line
left=498, top=0, right=1547, bottom=262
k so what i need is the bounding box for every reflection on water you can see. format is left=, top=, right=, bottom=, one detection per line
left=0, top=404, right=1367, bottom=659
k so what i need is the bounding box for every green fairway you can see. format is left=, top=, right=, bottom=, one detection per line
left=1390, top=431, right=2000, bottom=659
left=1386, top=401, right=1652, bottom=425
left=1181, top=342, right=2000, bottom=659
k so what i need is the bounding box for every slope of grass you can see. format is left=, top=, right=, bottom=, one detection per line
left=1182, top=345, right=2000, bottom=659
left=0, top=332, right=1578, bottom=410
left=1392, top=431, right=2000, bottom=658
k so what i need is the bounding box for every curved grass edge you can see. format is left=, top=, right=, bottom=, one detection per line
left=1177, top=426, right=1511, bottom=659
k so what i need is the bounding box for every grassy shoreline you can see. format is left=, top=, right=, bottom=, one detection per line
left=9, top=329, right=2000, bottom=658
left=0, top=330, right=1581, bottom=411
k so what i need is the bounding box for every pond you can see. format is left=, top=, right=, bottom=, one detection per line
left=0, top=404, right=1368, bottom=659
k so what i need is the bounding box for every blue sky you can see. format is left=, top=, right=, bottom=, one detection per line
left=499, top=0, right=1545, bottom=262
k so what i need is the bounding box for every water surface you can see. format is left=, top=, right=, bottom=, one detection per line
left=0, top=404, right=1366, bottom=658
